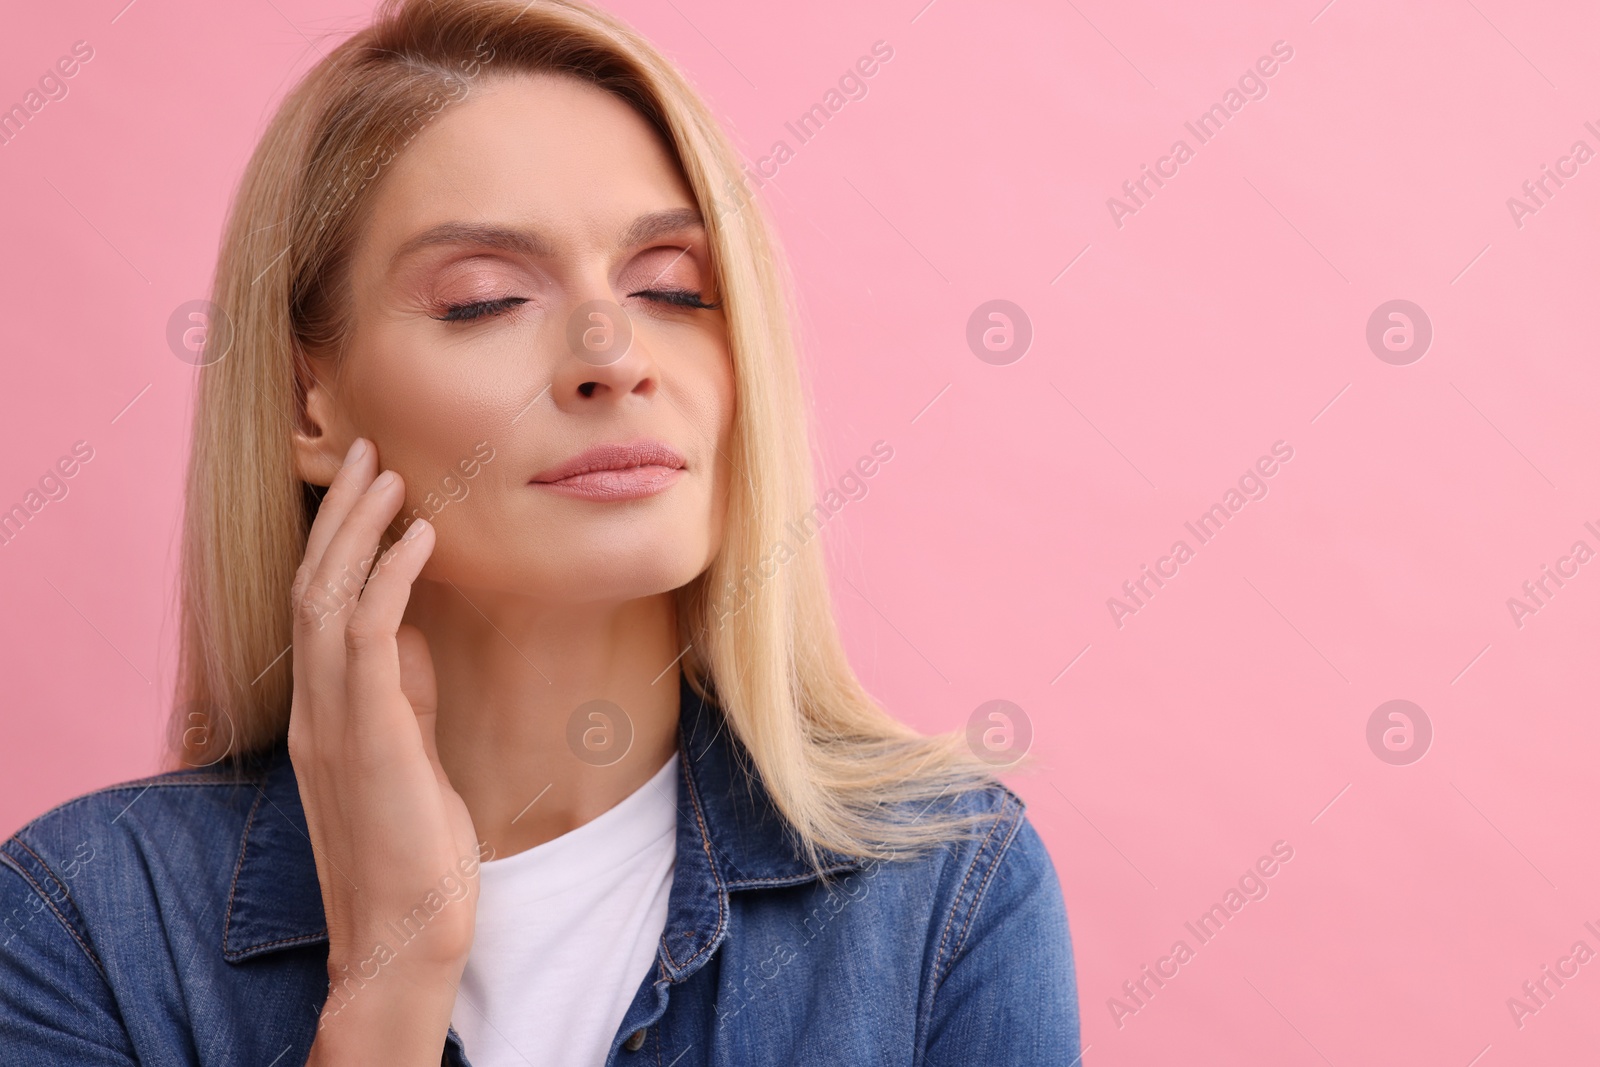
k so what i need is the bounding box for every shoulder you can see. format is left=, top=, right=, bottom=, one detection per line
left=5, top=759, right=267, bottom=873
left=897, top=780, right=1080, bottom=1057
left=799, top=780, right=1077, bottom=1053
left=803, top=779, right=1065, bottom=978
left=887, top=779, right=1067, bottom=980
left=0, top=758, right=289, bottom=1062
left=0, top=759, right=270, bottom=966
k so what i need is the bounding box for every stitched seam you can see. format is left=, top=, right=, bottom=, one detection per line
left=930, top=801, right=1003, bottom=977
left=220, top=784, right=269, bottom=958
left=662, top=752, right=727, bottom=973
left=723, top=865, right=860, bottom=889
left=912, top=796, right=1016, bottom=1067
left=947, top=798, right=1025, bottom=973
left=659, top=755, right=729, bottom=972
left=11, top=836, right=86, bottom=927
left=681, top=756, right=729, bottom=969
left=231, top=931, right=325, bottom=952
left=0, top=845, right=105, bottom=978
left=930, top=790, right=1019, bottom=989
left=947, top=795, right=1026, bottom=980
left=914, top=792, right=1025, bottom=1067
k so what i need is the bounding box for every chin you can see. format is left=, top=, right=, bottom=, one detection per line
left=550, top=552, right=709, bottom=604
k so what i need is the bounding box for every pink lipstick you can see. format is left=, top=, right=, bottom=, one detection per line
left=529, top=440, right=686, bottom=501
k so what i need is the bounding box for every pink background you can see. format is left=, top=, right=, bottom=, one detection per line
left=3, top=0, right=1597, bottom=1062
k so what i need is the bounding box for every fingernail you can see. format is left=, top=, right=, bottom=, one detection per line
left=342, top=439, right=367, bottom=468
left=371, top=470, right=397, bottom=492
left=402, top=518, right=430, bottom=541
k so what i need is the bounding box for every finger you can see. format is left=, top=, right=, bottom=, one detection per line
left=340, top=518, right=436, bottom=753
left=299, top=438, right=380, bottom=587
left=305, top=469, right=408, bottom=627
left=297, top=469, right=409, bottom=713
left=289, top=441, right=375, bottom=733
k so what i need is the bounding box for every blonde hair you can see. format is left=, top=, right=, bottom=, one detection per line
left=171, top=0, right=1015, bottom=868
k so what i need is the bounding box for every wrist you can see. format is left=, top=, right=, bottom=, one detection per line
left=311, top=961, right=462, bottom=1066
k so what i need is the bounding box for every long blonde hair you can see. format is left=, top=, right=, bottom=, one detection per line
left=172, top=0, right=1012, bottom=868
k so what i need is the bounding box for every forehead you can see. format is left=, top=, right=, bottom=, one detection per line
left=355, top=71, right=697, bottom=267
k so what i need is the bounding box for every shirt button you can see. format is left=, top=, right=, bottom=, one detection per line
left=624, top=1028, right=647, bottom=1052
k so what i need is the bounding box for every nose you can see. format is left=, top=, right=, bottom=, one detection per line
left=547, top=295, right=660, bottom=409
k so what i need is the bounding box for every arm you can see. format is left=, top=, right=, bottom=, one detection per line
left=921, top=810, right=1082, bottom=1066
left=290, top=438, right=479, bottom=1065
left=0, top=850, right=139, bottom=1065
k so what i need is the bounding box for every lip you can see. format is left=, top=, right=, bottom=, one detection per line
left=529, top=440, right=687, bottom=501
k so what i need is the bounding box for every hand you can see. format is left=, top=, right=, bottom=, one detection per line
left=287, top=437, right=481, bottom=1061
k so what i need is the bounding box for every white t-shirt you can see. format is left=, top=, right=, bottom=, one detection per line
left=450, top=752, right=680, bottom=1066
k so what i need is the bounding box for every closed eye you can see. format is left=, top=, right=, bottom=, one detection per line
left=436, top=289, right=719, bottom=323
left=435, top=296, right=529, bottom=323
left=629, top=288, right=720, bottom=310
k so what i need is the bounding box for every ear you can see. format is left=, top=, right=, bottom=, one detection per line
left=291, top=355, right=356, bottom=487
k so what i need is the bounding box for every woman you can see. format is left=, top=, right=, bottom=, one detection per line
left=0, top=0, right=1080, bottom=1063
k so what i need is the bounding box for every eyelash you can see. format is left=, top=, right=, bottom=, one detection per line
left=436, top=296, right=527, bottom=322
left=436, top=288, right=720, bottom=323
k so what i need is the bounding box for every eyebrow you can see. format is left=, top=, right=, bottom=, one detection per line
left=387, top=206, right=706, bottom=270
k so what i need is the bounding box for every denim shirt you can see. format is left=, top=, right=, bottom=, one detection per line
left=0, top=672, right=1081, bottom=1065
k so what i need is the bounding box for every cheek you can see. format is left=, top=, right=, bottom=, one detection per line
left=343, top=346, right=510, bottom=514
left=655, top=326, right=734, bottom=557
left=345, top=339, right=475, bottom=433
left=713, top=367, right=736, bottom=446
left=695, top=345, right=736, bottom=504
left=705, top=333, right=737, bottom=444
left=704, top=344, right=736, bottom=545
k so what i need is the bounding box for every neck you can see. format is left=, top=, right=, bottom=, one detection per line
left=404, top=578, right=683, bottom=860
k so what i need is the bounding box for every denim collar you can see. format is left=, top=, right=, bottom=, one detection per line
left=222, top=670, right=864, bottom=973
